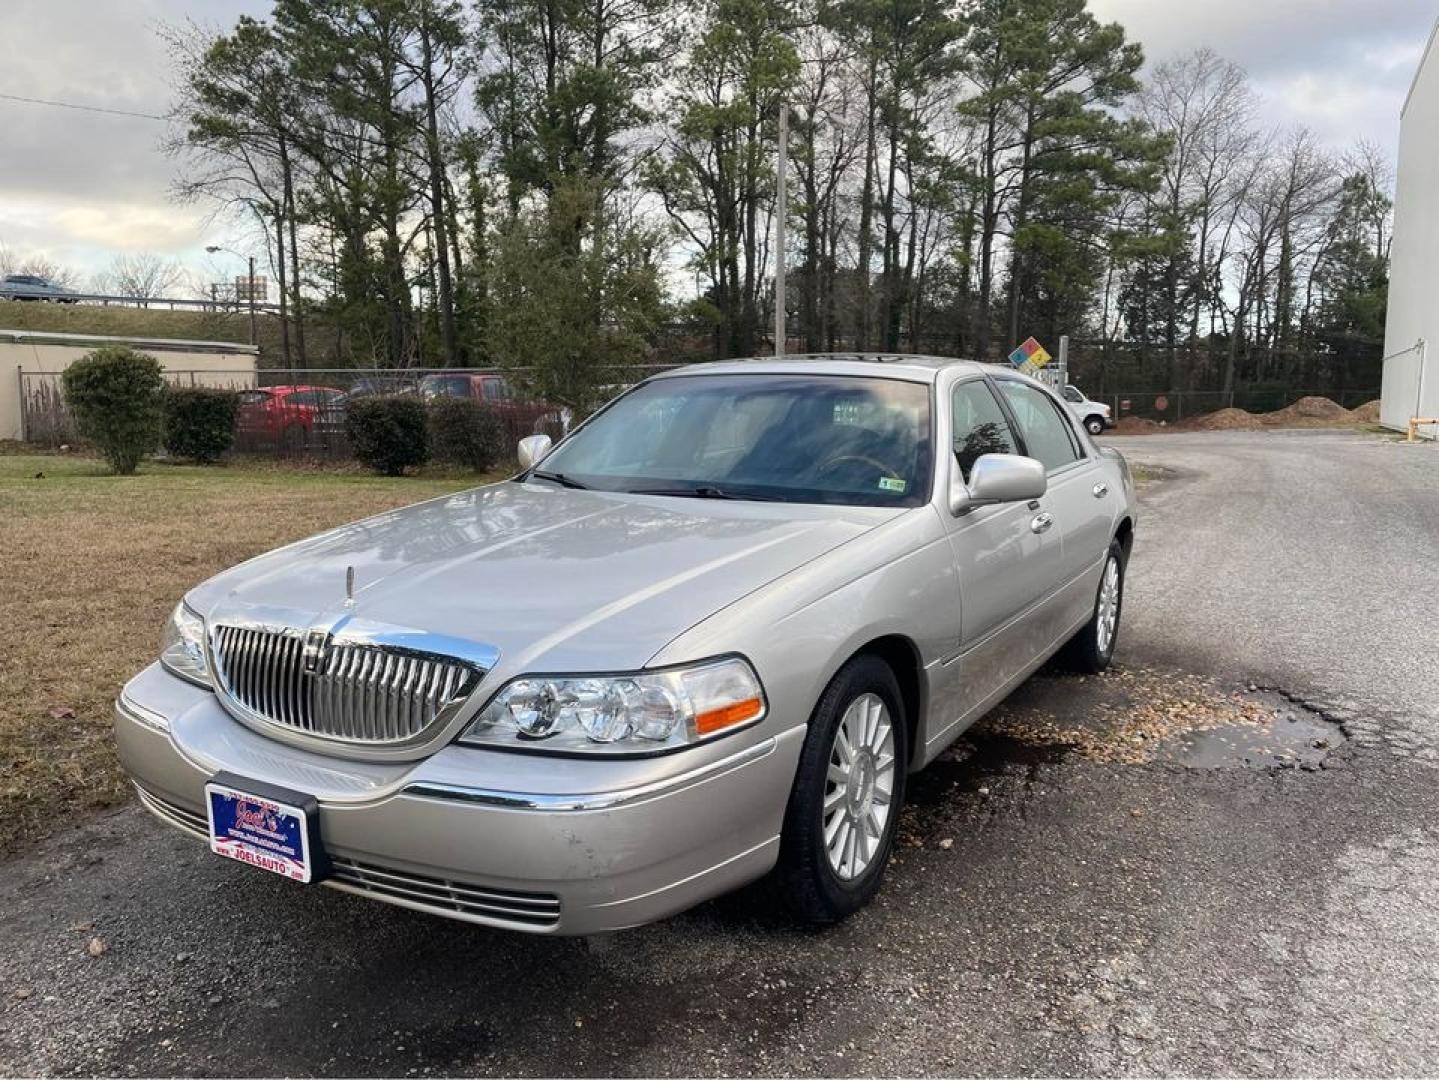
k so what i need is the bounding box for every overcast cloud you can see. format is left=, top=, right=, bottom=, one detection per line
left=2, top=0, right=1436, bottom=286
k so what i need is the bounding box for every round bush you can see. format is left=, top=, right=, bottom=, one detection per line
left=428, top=397, right=507, bottom=472
left=61, top=346, right=166, bottom=475
left=346, top=395, right=430, bottom=475
left=163, top=387, right=238, bottom=463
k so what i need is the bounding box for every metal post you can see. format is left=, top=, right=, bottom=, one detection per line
left=16, top=365, right=25, bottom=444
left=774, top=104, right=787, bottom=358
left=248, top=255, right=258, bottom=348
left=1057, top=334, right=1069, bottom=389
left=1416, top=338, right=1428, bottom=425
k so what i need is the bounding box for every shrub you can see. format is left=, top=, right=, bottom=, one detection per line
left=428, top=397, right=507, bottom=472
left=61, top=346, right=166, bottom=475
left=346, top=395, right=430, bottom=475
left=163, top=387, right=238, bottom=463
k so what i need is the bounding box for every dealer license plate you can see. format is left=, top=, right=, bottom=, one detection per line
left=205, top=779, right=317, bottom=883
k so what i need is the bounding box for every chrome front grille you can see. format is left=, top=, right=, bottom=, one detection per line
left=211, top=625, right=483, bottom=744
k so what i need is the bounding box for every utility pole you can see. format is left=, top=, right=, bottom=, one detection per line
left=775, top=103, right=787, bottom=358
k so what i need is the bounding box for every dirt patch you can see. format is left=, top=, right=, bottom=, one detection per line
left=970, top=666, right=1284, bottom=766
left=1181, top=407, right=1265, bottom=432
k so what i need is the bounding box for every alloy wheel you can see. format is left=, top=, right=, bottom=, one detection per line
left=822, top=692, right=896, bottom=881
left=1096, top=554, right=1121, bottom=654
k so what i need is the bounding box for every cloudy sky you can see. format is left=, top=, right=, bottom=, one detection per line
left=2, top=0, right=1436, bottom=289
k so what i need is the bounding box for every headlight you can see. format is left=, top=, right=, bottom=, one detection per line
left=459, top=657, right=766, bottom=755
left=160, top=602, right=212, bottom=688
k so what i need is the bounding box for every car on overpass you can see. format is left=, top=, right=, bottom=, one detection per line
left=0, top=274, right=78, bottom=303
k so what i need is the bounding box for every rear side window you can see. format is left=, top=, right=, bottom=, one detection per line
left=997, top=381, right=1081, bottom=472
left=950, top=380, right=1019, bottom=482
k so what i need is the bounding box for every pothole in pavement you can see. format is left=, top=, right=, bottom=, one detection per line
left=931, top=666, right=1349, bottom=776
left=898, top=666, right=1351, bottom=849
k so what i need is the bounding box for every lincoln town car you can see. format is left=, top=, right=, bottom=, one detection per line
left=115, top=355, right=1136, bottom=933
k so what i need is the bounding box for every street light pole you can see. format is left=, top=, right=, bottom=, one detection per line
left=206, top=245, right=257, bottom=347
left=775, top=103, right=787, bottom=359
left=247, top=255, right=257, bottom=348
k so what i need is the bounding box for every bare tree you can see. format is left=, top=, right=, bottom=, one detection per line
left=1134, top=48, right=1256, bottom=386
left=93, top=253, right=186, bottom=303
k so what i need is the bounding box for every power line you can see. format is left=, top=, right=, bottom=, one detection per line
left=0, top=91, right=165, bottom=122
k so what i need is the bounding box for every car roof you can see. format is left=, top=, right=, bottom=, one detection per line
left=652, top=353, right=1004, bottom=384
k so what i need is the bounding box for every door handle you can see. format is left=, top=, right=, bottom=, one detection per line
left=1030, top=512, right=1054, bottom=534
left=1092, top=482, right=1109, bottom=498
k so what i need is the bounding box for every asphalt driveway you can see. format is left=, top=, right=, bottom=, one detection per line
left=2, top=428, right=1436, bottom=1077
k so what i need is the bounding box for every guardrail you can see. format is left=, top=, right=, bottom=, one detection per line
left=1, top=291, right=283, bottom=313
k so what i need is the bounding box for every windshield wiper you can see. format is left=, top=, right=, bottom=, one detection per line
left=629, top=485, right=785, bottom=502
left=528, top=469, right=589, bottom=490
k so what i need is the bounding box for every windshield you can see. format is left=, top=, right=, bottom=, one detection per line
left=534, top=373, right=932, bottom=507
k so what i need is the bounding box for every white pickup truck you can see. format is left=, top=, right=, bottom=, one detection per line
left=1059, top=385, right=1113, bottom=435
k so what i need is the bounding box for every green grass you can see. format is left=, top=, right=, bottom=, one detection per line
left=0, top=453, right=500, bottom=857
left=0, top=302, right=342, bottom=365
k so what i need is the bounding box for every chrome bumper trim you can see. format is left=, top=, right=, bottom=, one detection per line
left=402, top=736, right=778, bottom=812
left=117, top=691, right=172, bottom=734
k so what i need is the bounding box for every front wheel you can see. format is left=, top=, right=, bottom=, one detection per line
left=1063, top=539, right=1126, bottom=673
left=777, top=654, right=907, bottom=924
left=1085, top=415, right=1106, bottom=436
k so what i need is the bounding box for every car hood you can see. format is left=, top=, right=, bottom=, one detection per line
left=189, top=481, right=899, bottom=674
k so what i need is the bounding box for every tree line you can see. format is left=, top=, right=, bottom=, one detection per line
left=134, top=0, right=1386, bottom=406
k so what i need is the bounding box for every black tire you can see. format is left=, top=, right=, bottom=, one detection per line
left=1085, top=415, right=1105, bottom=436
left=281, top=424, right=306, bottom=454
left=777, top=654, right=908, bottom=925
left=1064, top=538, right=1126, bottom=674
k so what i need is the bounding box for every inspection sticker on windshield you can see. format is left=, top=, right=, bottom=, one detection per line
left=878, top=477, right=907, bottom=493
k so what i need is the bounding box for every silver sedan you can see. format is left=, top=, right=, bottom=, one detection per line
left=115, top=355, right=1136, bottom=933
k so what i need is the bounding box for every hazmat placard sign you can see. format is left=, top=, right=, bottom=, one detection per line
left=1008, top=337, right=1052, bottom=372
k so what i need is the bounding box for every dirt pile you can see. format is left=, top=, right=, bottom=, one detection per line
left=1261, top=395, right=1355, bottom=427
left=1112, top=415, right=1164, bottom=434
left=1183, top=407, right=1265, bottom=431
left=1351, top=399, right=1381, bottom=423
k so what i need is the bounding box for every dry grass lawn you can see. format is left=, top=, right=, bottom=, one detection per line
left=0, top=453, right=491, bottom=857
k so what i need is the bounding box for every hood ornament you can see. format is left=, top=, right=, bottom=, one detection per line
left=345, top=565, right=356, bottom=608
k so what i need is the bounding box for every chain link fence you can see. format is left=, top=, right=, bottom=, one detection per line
left=18, top=360, right=1381, bottom=461
left=17, top=365, right=681, bottom=461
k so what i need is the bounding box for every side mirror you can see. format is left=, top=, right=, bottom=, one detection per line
left=950, top=453, right=1047, bottom=515
left=517, top=433, right=553, bottom=470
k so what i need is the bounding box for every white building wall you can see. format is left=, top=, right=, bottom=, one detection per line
left=1382, top=19, right=1439, bottom=438
left=1, top=329, right=258, bottom=442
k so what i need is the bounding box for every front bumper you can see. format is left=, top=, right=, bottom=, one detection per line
left=115, top=664, right=803, bottom=934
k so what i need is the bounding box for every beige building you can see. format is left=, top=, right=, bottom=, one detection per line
left=1382, top=19, right=1439, bottom=438
left=1, top=328, right=258, bottom=443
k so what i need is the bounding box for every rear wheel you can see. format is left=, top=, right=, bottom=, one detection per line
left=1063, top=539, right=1126, bottom=673
left=777, top=654, right=907, bottom=924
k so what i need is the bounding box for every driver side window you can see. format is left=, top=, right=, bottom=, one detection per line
left=951, top=381, right=1019, bottom=482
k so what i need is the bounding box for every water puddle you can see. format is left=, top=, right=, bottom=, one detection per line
left=1152, top=693, right=1345, bottom=770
